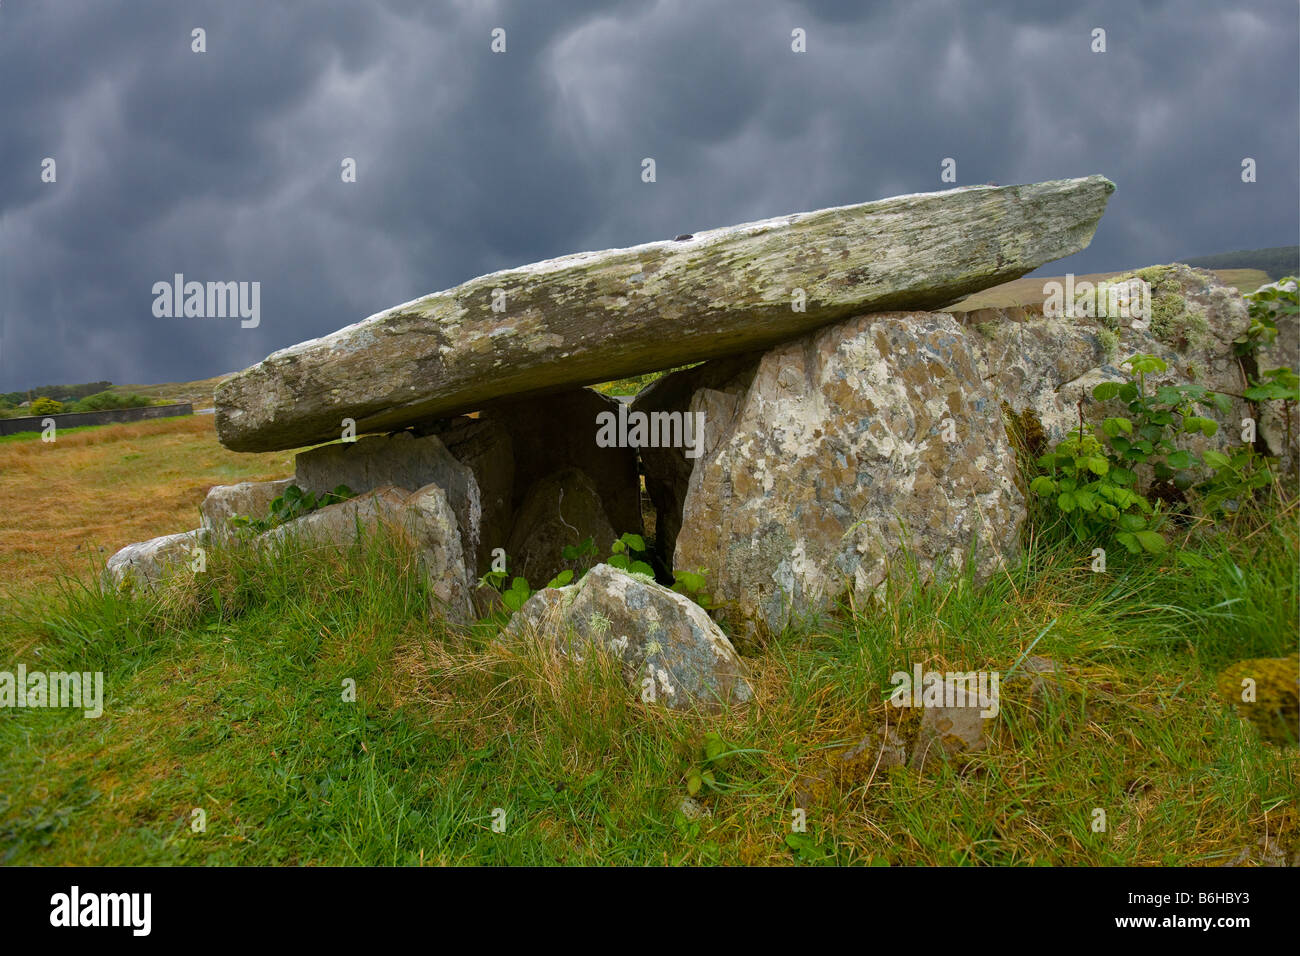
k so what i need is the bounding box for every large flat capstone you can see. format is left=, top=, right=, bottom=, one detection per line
left=216, top=176, right=1114, bottom=452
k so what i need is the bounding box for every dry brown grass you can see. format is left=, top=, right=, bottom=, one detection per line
left=0, top=415, right=294, bottom=595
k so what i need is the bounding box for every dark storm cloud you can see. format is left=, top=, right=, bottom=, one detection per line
left=1, top=0, right=1296, bottom=392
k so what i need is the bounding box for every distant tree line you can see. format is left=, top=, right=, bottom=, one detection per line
left=0, top=380, right=113, bottom=405
left=1177, top=246, right=1299, bottom=281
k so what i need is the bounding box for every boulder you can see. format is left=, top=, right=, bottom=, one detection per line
left=503, top=563, right=753, bottom=711
left=293, top=432, right=483, bottom=573
left=483, top=387, right=642, bottom=539
left=260, top=484, right=472, bottom=622
left=504, top=467, right=617, bottom=586
left=259, top=486, right=410, bottom=550
left=412, top=415, right=514, bottom=574
left=216, top=177, right=1116, bottom=452
left=199, top=478, right=294, bottom=537
left=961, top=265, right=1256, bottom=473
left=103, top=529, right=204, bottom=593
left=675, top=311, right=1025, bottom=639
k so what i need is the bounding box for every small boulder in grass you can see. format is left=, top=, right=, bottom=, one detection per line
left=502, top=563, right=753, bottom=712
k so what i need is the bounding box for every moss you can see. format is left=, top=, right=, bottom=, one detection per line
left=1096, top=327, right=1120, bottom=359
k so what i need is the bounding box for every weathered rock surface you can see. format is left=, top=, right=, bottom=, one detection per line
left=482, top=388, right=642, bottom=538
left=412, top=416, right=514, bottom=574
left=259, top=486, right=410, bottom=550
left=960, top=265, right=1258, bottom=471
left=294, top=432, right=483, bottom=572
left=504, top=467, right=617, bottom=586
left=216, top=177, right=1115, bottom=452
left=260, top=484, right=472, bottom=622
left=502, top=564, right=753, bottom=711
left=674, top=311, right=1025, bottom=639
left=909, top=677, right=999, bottom=771
left=199, top=478, right=294, bottom=537
left=103, top=529, right=203, bottom=592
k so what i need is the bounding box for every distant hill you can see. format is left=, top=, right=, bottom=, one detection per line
left=1175, top=246, right=1298, bottom=280
left=108, top=373, right=234, bottom=409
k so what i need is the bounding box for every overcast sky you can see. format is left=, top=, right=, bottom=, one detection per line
left=1, top=0, right=1296, bottom=392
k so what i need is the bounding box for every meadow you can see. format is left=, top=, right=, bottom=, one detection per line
left=0, top=414, right=1295, bottom=865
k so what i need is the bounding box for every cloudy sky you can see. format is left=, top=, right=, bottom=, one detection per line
left=1, top=0, right=1296, bottom=392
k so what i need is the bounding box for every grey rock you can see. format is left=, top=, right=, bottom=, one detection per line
left=675, top=311, right=1025, bottom=640
left=504, top=467, right=617, bottom=587
left=216, top=177, right=1115, bottom=452
left=294, top=431, right=482, bottom=573
left=503, top=563, right=753, bottom=711
left=199, top=478, right=294, bottom=537
left=103, top=529, right=204, bottom=593
left=483, top=387, right=642, bottom=540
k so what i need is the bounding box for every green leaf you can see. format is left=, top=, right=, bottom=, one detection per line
left=686, top=771, right=702, bottom=796
left=1029, top=475, right=1057, bottom=495
left=1057, top=491, right=1077, bottom=513
left=1093, top=381, right=1122, bottom=401
left=545, top=569, right=574, bottom=588
left=1117, top=514, right=1146, bottom=532
left=1134, top=530, right=1167, bottom=554
left=1115, top=531, right=1142, bottom=554
left=619, top=532, right=647, bottom=552
left=1165, top=450, right=1195, bottom=470
left=629, top=560, right=656, bottom=577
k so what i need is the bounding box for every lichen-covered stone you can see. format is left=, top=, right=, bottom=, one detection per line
left=959, top=264, right=1263, bottom=477
left=216, top=177, right=1115, bottom=452
left=103, top=529, right=204, bottom=593
left=260, top=484, right=472, bottom=622
left=199, top=478, right=293, bottom=537
left=412, top=415, right=514, bottom=575
left=294, top=432, right=483, bottom=573
left=674, top=311, right=1025, bottom=640
left=502, top=564, right=753, bottom=711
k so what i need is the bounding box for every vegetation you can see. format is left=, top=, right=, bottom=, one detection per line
left=1178, top=245, right=1300, bottom=282
left=229, top=484, right=358, bottom=535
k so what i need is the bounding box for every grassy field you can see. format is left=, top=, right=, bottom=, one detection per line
left=952, top=268, right=1271, bottom=311
left=0, top=416, right=293, bottom=594
left=0, top=416, right=1296, bottom=865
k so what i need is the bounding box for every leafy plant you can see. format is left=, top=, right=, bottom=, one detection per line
left=1196, top=446, right=1279, bottom=518
left=1031, top=425, right=1165, bottom=553
left=670, top=567, right=713, bottom=610
left=1235, top=276, right=1298, bottom=357
left=685, top=731, right=732, bottom=797
left=229, top=483, right=357, bottom=534
left=607, top=532, right=654, bottom=577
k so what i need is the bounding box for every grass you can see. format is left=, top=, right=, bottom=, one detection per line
left=0, top=415, right=294, bottom=593
left=952, top=269, right=1272, bottom=312
left=0, top=430, right=1296, bottom=863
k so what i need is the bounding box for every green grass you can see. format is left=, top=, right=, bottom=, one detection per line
left=2, top=498, right=1296, bottom=865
